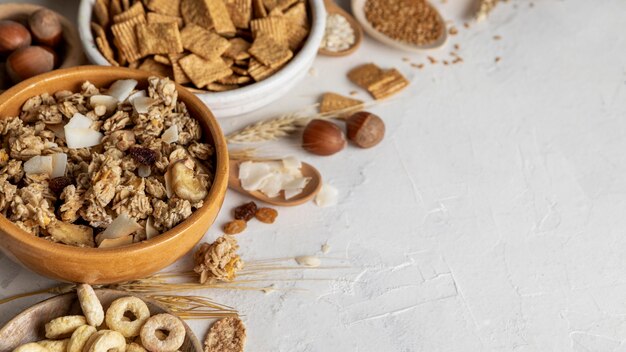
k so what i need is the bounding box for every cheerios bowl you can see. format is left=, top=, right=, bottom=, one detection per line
left=0, top=66, right=228, bottom=284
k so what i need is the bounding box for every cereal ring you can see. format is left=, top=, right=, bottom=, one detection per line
left=67, top=325, right=97, bottom=352
left=86, top=330, right=126, bottom=352
left=77, top=284, right=105, bottom=326
left=12, top=343, right=50, bottom=352
left=44, top=315, right=86, bottom=339
left=126, top=342, right=147, bottom=352
left=105, top=296, right=150, bottom=338
left=140, top=313, right=185, bottom=352
left=36, top=339, right=68, bottom=352
left=204, top=317, right=246, bottom=352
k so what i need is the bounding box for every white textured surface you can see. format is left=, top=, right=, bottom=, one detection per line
left=3, top=0, right=626, bottom=351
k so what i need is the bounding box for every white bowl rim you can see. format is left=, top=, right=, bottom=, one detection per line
left=77, top=0, right=326, bottom=104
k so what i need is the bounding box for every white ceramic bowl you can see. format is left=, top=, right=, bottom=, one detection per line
left=77, top=0, right=326, bottom=118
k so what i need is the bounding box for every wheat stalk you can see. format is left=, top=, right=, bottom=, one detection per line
left=226, top=100, right=388, bottom=144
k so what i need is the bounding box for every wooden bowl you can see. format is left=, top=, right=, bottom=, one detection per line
left=0, top=66, right=229, bottom=284
left=0, top=289, right=203, bottom=351
left=0, top=3, right=84, bottom=69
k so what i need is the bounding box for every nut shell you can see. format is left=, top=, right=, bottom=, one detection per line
left=346, top=112, right=385, bottom=148
left=302, top=119, right=346, bottom=156
left=0, top=20, right=31, bottom=54
left=6, top=46, right=56, bottom=83
left=29, top=9, right=63, bottom=47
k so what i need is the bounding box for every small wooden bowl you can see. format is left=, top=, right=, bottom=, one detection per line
left=0, top=3, right=84, bottom=69
left=0, top=66, right=229, bottom=284
left=0, top=289, right=203, bottom=351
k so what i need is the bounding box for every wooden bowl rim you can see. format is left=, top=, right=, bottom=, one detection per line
left=0, top=66, right=229, bottom=258
left=0, top=288, right=203, bottom=350
left=0, top=3, right=85, bottom=68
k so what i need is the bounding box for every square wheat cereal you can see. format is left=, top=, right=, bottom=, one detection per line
left=121, top=0, right=130, bottom=10
left=319, top=92, right=363, bottom=114
left=113, top=1, right=145, bottom=23
left=169, top=53, right=192, bottom=84
left=109, top=0, right=123, bottom=18
left=94, top=0, right=110, bottom=27
left=250, top=17, right=287, bottom=45
left=145, top=0, right=181, bottom=16
left=207, top=83, right=240, bottom=91
left=248, top=34, right=292, bottom=67
left=226, top=0, right=252, bottom=29
left=111, top=15, right=147, bottom=62
left=180, top=24, right=231, bottom=59
left=367, top=69, right=409, bottom=99
left=347, top=63, right=384, bottom=89
left=91, top=21, right=106, bottom=40
left=179, top=54, right=233, bottom=87
left=96, top=36, right=119, bottom=66
left=262, top=0, right=277, bottom=11
left=218, top=74, right=251, bottom=84
left=231, top=65, right=248, bottom=76
left=248, top=58, right=284, bottom=81
left=223, top=38, right=251, bottom=60
left=147, top=12, right=184, bottom=27
left=284, top=20, right=308, bottom=50
left=252, top=0, right=267, bottom=18
left=136, top=22, right=183, bottom=56
left=181, top=0, right=213, bottom=29
left=153, top=54, right=171, bottom=65
left=284, top=2, right=308, bottom=28
left=275, top=0, right=298, bottom=11
left=206, top=0, right=236, bottom=36
left=138, top=57, right=173, bottom=78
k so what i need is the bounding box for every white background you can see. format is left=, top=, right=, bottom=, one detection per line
left=3, top=0, right=626, bottom=351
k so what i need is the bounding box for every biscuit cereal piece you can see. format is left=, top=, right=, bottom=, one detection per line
left=204, top=317, right=246, bottom=352
left=77, top=284, right=105, bottom=327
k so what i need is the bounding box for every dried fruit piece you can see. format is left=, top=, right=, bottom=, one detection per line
left=223, top=219, right=247, bottom=234
left=49, top=176, right=73, bottom=194
left=169, top=160, right=208, bottom=202
left=233, top=201, right=257, bottom=221
left=128, top=146, right=158, bottom=165
left=255, top=207, right=277, bottom=223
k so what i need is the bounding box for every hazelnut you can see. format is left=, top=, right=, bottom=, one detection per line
left=302, top=119, right=346, bottom=156
left=0, top=20, right=31, bottom=55
left=346, top=111, right=385, bottom=148
left=6, top=46, right=56, bottom=83
left=28, top=9, right=63, bottom=47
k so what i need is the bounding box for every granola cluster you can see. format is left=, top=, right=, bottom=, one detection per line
left=0, top=77, right=214, bottom=248
left=193, top=235, right=243, bottom=284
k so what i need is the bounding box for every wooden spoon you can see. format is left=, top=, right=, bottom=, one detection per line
left=0, top=289, right=203, bottom=351
left=351, top=0, right=448, bottom=51
left=318, top=0, right=363, bottom=56
left=229, top=159, right=322, bottom=206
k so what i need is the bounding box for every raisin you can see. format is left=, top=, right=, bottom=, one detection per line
left=128, top=146, right=158, bottom=165
left=48, top=176, right=73, bottom=194
left=223, top=220, right=247, bottom=235
left=233, top=201, right=257, bottom=221
left=255, top=207, right=278, bottom=224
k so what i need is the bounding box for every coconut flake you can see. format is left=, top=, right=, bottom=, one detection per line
left=96, top=213, right=142, bottom=245
left=24, top=155, right=53, bottom=175
left=65, top=128, right=103, bottom=149
left=282, top=156, right=301, bottom=171
left=164, top=170, right=173, bottom=198
left=132, top=96, right=157, bottom=114
left=145, top=218, right=159, bottom=239
left=128, top=90, right=146, bottom=104
left=107, top=79, right=138, bottom=102
left=99, top=235, right=133, bottom=249
left=239, top=161, right=273, bottom=191
left=89, top=95, right=118, bottom=113
left=65, top=113, right=93, bottom=129
left=50, top=153, right=67, bottom=178
left=162, top=125, right=179, bottom=144
left=138, top=164, right=151, bottom=177
left=315, top=183, right=338, bottom=207
left=295, top=255, right=321, bottom=267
